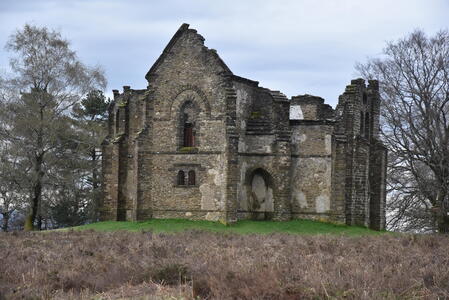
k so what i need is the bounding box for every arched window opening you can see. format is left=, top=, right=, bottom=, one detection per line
left=180, top=101, right=198, bottom=148
left=177, top=170, right=185, bottom=185
left=365, top=112, right=370, bottom=140
left=115, top=110, right=120, bottom=132
left=188, top=170, right=196, bottom=186
left=246, top=168, right=275, bottom=220
left=359, top=111, right=364, bottom=136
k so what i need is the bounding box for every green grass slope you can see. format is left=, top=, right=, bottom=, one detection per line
left=70, top=218, right=385, bottom=235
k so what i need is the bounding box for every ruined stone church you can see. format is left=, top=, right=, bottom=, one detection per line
left=101, top=24, right=387, bottom=230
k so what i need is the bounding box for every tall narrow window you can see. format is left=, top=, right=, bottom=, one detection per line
left=184, top=123, right=194, bottom=147
left=188, top=170, right=196, bottom=186
left=180, top=101, right=198, bottom=148
left=363, top=93, right=368, bottom=105
left=365, top=112, right=370, bottom=140
left=115, top=110, right=120, bottom=132
left=360, top=111, right=364, bottom=136
left=177, top=170, right=185, bottom=185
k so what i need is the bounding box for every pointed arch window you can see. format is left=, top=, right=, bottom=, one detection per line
left=188, top=170, right=196, bottom=186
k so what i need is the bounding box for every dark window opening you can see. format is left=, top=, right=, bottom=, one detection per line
left=360, top=111, right=364, bottom=136
left=183, top=123, right=194, bottom=147
left=115, top=110, right=120, bottom=132
left=177, top=170, right=185, bottom=185
left=180, top=101, right=198, bottom=148
left=365, top=112, right=370, bottom=140
left=363, top=93, right=368, bottom=105
left=188, top=170, right=196, bottom=186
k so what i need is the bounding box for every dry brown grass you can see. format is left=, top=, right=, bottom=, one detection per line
left=0, top=230, right=448, bottom=299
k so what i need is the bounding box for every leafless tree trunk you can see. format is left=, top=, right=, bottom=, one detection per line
left=0, top=191, right=14, bottom=232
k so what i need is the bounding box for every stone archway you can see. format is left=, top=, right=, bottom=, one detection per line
left=247, top=168, right=274, bottom=220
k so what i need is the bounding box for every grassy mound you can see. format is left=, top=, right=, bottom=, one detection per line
left=70, top=218, right=384, bottom=235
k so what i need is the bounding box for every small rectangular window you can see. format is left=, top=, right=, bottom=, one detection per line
left=177, top=170, right=185, bottom=185
left=188, top=170, right=196, bottom=186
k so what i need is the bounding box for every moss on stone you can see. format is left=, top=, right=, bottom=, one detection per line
left=24, top=215, right=34, bottom=231
left=179, top=146, right=198, bottom=153
left=250, top=111, right=262, bottom=119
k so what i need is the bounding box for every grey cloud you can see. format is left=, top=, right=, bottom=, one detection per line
left=1, top=0, right=448, bottom=107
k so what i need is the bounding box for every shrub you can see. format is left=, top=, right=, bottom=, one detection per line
left=1, top=230, right=448, bottom=299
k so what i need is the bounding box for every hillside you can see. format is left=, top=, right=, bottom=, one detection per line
left=1, top=229, right=448, bottom=299
left=70, top=218, right=384, bottom=236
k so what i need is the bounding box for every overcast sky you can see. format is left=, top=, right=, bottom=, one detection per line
left=0, top=0, right=448, bottom=107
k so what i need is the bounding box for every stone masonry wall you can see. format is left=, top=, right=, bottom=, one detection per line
left=101, top=24, right=387, bottom=230
left=233, top=79, right=291, bottom=221
left=290, top=123, right=339, bottom=221
left=330, top=135, right=348, bottom=223
left=143, top=25, right=231, bottom=222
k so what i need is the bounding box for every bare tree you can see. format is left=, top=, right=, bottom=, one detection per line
left=357, top=29, right=449, bottom=233
left=0, top=24, right=106, bottom=230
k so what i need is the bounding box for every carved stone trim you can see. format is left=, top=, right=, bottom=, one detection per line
left=169, top=85, right=211, bottom=119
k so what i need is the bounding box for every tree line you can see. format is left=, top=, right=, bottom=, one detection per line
left=0, top=24, right=448, bottom=233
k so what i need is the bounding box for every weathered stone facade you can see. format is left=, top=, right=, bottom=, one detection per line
left=101, top=24, right=387, bottom=230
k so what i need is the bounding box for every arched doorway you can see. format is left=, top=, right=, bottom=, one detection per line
left=246, top=168, right=274, bottom=220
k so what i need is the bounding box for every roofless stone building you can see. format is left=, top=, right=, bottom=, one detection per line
left=101, top=24, right=387, bottom=230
